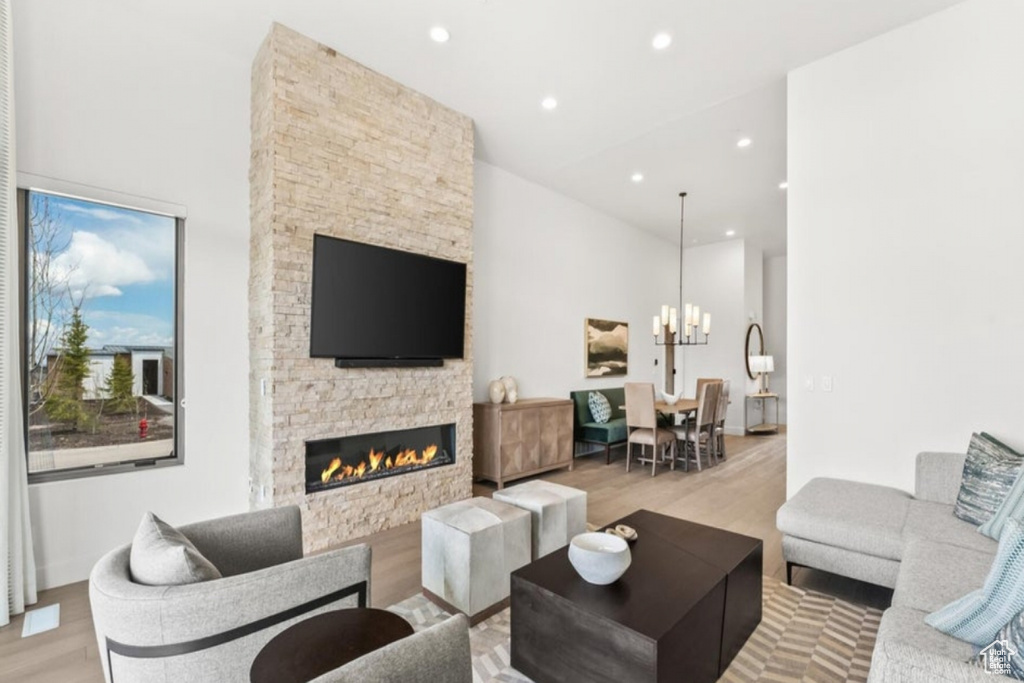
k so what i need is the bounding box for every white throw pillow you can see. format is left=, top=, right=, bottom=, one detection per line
left=129, top=512, right=222, bottom=586
left=588, top=392, right=612, bottom=424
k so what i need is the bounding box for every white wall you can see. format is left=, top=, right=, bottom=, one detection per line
left=744, top=242, right=764, bottom=333
left=764, top=256, right=787, bottom=423
left=473, top=162, right=676, bottom=403
left=83, top=356, right=114, bottom=400
left=13, top=1, right=252, bottom=587
left=674, top=240, right=761, bottom=433
left=788, top=0, right=1024, bottom=496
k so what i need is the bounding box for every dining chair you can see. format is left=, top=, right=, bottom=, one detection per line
left=672, top=381, right=720, bottom=472
left=695, top=378, right=723, bottom=405
left=692, top=377, right=723, bottom=463
left=624, top=382, right=677, bottom=477
left=713, top=379, right=731, bottom=464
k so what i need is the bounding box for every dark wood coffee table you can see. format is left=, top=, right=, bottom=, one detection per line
left=510, top=510, right=762, bottom=683
left=250, top=608, right=414, bottom=683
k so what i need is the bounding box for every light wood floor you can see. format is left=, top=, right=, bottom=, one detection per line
left=0, top=430, right=891, bottom=683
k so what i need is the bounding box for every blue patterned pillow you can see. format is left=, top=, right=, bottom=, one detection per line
left=925, top=517, right=1024, bottom=646
left=954, top=433, right=1024, bottom=527
left=980, top=462, right=1024, bottom=540
left=587, top=392, right=612, bottom=424
left=973, top=608, right=1024, bottom=679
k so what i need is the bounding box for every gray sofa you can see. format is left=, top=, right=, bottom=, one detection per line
left=90, top=506, right=372, bottom=683
left=777, top=452, right=1001, bottom=682
left=311, top=613, right=472, bottom=683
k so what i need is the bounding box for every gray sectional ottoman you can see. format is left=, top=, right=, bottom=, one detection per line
left=421, top=497, right=531, bottom=624
left=493, top=480, right=587, bottom=560
left=777, top=452, right=1005, bottom=682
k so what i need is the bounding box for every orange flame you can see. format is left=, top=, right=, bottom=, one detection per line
left=320, top=444, right=443, bottom=484
left=321, top=457, right=342, bottom=483
left=369, top=449, right=384, bottom=471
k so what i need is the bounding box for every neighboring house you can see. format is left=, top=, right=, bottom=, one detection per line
left=46, top=345, right=173, bottom=400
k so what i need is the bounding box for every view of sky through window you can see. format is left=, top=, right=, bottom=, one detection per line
left=30, top=192, right=175, bottom=352
left=25, top=190, right=178, bottom=474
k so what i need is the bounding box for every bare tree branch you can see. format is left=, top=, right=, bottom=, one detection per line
left=27, top=195, right=77, bottom=414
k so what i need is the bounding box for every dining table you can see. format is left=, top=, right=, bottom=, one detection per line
left=620, top=399, right=699, bottom=467
left=655, top=399, right=699, bottom=415
left=619, top=399, right=699, bottom=417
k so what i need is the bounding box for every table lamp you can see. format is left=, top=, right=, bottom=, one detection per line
left=750, top=355, right=775, bottom=394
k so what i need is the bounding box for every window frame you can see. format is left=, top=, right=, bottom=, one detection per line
left=17, top=174, right=186, bottom=483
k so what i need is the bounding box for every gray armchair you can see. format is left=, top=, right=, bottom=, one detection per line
left=311, top=613, right=473, bottom=683
left=89, top=506, right=371, bottom=683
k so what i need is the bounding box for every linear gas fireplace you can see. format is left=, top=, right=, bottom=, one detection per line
left=306, top=423, right=456, bottom=494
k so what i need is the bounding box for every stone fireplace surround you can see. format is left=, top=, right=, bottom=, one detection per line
left=249, top=23, right=474, bottom=554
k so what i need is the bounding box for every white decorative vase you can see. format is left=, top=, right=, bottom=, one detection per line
left=506, top=388, right=518, bottom=404
left=568, top=532, right=632, bottom=585
left=488, top=380, right=506, bottom=404
left=661, top=390, right=681, bottom=406
left=500, top=376, right=518, bottom=399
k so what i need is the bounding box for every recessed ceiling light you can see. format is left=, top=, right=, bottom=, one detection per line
left=429, top=26, right=450, bottom=43
left=736, top=137, right=752, bottom=149
left=779, top=181, right=788, bottom=190
left=652, top=33, right=672, bottom=50
left=631, top=172, right=644, bottom=183
left=726, top=230, right=736, bottom=237
left=541, top=97, right=558, bottom=111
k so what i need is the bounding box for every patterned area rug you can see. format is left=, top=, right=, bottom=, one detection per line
left=719, top=578, right=882, bottom=683
left=387, top=576, right=883, bottom=683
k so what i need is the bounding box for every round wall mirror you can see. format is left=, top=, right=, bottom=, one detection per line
left=745, top=323, right=764, bottom=380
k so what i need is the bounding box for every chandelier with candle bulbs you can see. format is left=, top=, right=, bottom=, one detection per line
left=653, top=192, right=710, bottom=347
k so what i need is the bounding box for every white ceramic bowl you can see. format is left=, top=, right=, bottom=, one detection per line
left=661, top=390, right=681, bottom=406
left=568, top=532, right=632, bottom=585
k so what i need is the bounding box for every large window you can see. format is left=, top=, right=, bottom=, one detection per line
left=19, top=180, right=184, bottom=481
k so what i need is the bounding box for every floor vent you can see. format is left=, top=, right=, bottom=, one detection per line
left=22, top=603, right=60, bottom=637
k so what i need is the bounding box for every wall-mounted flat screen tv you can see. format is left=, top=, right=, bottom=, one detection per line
left=310, top=234, right=467, bottom=362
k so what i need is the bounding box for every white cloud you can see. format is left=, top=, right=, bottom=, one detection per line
left=107, top=326, right=173, bottom=347
left=104, top=222, right=175, bottom=281
left=89, top=284, right=124, bottom=297
left=83, top=311, right=173, bottom=348
left=63, top=204, right=143, bottom=224
left=52, top=231, right=156, bottom=299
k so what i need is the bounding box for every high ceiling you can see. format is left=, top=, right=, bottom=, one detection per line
left=134, top=0, right=964, bottom=253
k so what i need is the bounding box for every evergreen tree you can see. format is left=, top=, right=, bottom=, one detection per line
left=44, top=308, right=90, bottom=426
left=105, top=356, right=136, bottom=414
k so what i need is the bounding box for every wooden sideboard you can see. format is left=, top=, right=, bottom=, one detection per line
left=473, top=398, right=574, bottom=489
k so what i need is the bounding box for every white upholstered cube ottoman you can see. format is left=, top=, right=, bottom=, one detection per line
left=492, top=480, right=587, bottom=559
left=421, top=496, right=531, bottom=623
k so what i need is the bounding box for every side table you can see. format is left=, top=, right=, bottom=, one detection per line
left=250, top=608, right=413, bottom=683
left=744, top=393, right=780, bottom=434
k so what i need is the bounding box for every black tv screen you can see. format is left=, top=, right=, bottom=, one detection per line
left=310, top=235, right=467, bottom=360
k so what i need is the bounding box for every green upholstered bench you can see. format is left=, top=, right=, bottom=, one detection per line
left=569, top=388, right=629, bottom=465
left=570, top=387, right=673, bottom=464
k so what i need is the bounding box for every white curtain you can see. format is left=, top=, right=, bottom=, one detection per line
left=0, top=0, right=37, bottom=627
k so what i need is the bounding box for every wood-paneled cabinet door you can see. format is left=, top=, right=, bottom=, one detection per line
left=500, top=410, right=527, bottom=475
left=557, top=404, right=573, bottom=466
left=520, top=408, right=542, bottom=471
left=537, top=405, right=565, bottom=467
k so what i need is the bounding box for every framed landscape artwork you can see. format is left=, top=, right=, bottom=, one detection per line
left=585, top=318, right=628, bottom=377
